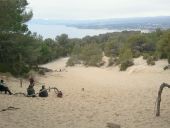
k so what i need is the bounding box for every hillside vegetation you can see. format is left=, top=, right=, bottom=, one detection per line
left=0, top=0, right=170, bottom=76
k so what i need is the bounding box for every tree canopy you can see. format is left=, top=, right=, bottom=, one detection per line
left=0, top=0, right=32, bottom=33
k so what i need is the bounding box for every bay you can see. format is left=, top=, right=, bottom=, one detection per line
left=28, top=24, right=149, bottom=39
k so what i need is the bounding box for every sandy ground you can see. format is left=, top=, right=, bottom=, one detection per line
left=0, top=57, right=170, bottom=128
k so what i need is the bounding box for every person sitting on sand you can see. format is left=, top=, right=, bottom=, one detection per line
left=27, top=76, right=36, bottom=96
left=27, top=86, right=35, bottom=96
left=39, top=85, right=48, bottom=97
left=27, top=84, right=35, bottom=97
left=0, top=80, right=12, bottom=95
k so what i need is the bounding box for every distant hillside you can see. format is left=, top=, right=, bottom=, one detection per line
left=28, top=16, right=170, bottom=31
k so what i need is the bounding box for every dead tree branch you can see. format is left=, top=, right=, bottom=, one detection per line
left=156, top=83, right=170, bottom=116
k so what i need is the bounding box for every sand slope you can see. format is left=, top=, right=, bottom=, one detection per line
left=0, top=57, right=170, bottom=128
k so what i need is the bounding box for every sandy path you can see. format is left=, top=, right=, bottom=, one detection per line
left=0, top=57, right=170, bottom=128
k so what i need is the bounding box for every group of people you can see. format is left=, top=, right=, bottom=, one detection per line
left=27, top=77, right=48, bottom=97
left=0, top=78, right=48, bottom=97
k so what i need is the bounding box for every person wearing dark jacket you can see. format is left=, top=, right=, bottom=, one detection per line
left=27, top=84, right=35, bottom=96
left=0, top=80, right=12, bottom=95
left=39, top=85, right=48, bottom=97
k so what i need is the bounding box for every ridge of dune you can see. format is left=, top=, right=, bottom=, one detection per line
left=127, top=57, right=169, bottom=73
left=41, top=56, right=169, bottom=74
left=40, top=57, right=69, bottom=71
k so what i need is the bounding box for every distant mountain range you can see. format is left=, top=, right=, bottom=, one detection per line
left=28, top=16, right=170, bottom=31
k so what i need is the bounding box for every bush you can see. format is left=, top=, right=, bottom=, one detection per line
left=114, top=58, right=120, bottom=65
left=120, top=60, right=134, bottom=71
left=96, top=61, right=105, bottom=67
left=146, top=56, right=155, bottom=65
left=0, top=63, right=10, bottom=73
left=156, top=31, right=170, bottom=59
left=143, top=53, right=158, bottom=61
left=66, top=56, right=81, bottom=66
left=108, top=57, right=114, bottom=66
left=0, top=63, right=30, bottom=77
left=83, top=55, right=101, bottom=66
left=143, top=53, right=149, bottom=60
left=67, top=43, right=102, bottom=67
left=133, top=50, right=141, bottom=58
left=164, top=65, right=170, bottom=70
left=104, top=40, right=120, bottom=57
left=66, top=57, right=75, bottom=66
left=118, top=48, right=134, bottom=70
left=152, top=55, right=158, bottom=61
left=168, top=55, right=170, bottom=64
left=38, top=69, right=45, bottom=75
left=80, top=43, right=103, bottom=66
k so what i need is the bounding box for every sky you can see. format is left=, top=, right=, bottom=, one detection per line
left=27, top=0, right=170, bottom=20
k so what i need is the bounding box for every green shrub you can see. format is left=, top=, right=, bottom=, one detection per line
left=133, top=50, right=141, bottom=58
left=119, top=48, right=134, bottom=70
left=38, top=70, right=45, bottom=75
left=66, top=57, right=75, bottom=66
left=152, top=55, right=158, bottom=61
left=0, top=63, right=30, bottom=76
left=80, top=43, right=103, bottom=66
left=114, top=58, right=120, bottom=65
left=104, top=40, right=120, bottom=57
left=83, top=55, right=101, bottom=66
left=143, top=53, right=149, bottom=60
left=168, top=55, right=170, bottom=64
left=108, top=57, right=114, bottom=66
left=143, top=52, right=158, bottom=60
left=96, top=61, right=105, bottom=67
left=156, top=31, right=170, bottom=59
left=66, top=56, right=81, bottom=66
left=0, top=63, right=10, bottom=73
left=120, top=60, right=134, bottom=71
left=146, top=56, right=155, bottom=65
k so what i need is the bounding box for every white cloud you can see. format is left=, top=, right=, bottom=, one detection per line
left=27, top=0, right=170, bottom=19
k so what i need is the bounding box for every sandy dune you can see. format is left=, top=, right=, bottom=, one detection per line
left=0, top=57, right=170, bottom=128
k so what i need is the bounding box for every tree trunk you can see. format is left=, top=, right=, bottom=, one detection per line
left=156, top=83, right=170, bottom=116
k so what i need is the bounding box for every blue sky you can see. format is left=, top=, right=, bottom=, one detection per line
left=27, top=0, right=170, bottom=20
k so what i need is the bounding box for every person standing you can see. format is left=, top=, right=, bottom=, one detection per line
left=29, top=77, right=35, bottom=87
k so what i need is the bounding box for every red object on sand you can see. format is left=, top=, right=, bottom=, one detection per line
left=29, top=77, right=34, bottom=85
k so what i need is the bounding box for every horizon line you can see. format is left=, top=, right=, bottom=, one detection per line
left=31, top=15, right=170, bottom=21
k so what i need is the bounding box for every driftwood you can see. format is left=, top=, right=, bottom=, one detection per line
left=156, top=83, right=170, bottom=116
left=164, top=65, right=170, bottom=70
left=13, top=92, right=27, bottom=96
left=38, top=67, right=53, bottom=75
left=38, top=67, right=53, bottom=72
left=106, top=123, right=120, bottom=128
left=13, top=87, right=62, bottom=98
left=0, top=106, right=20, bottom=112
